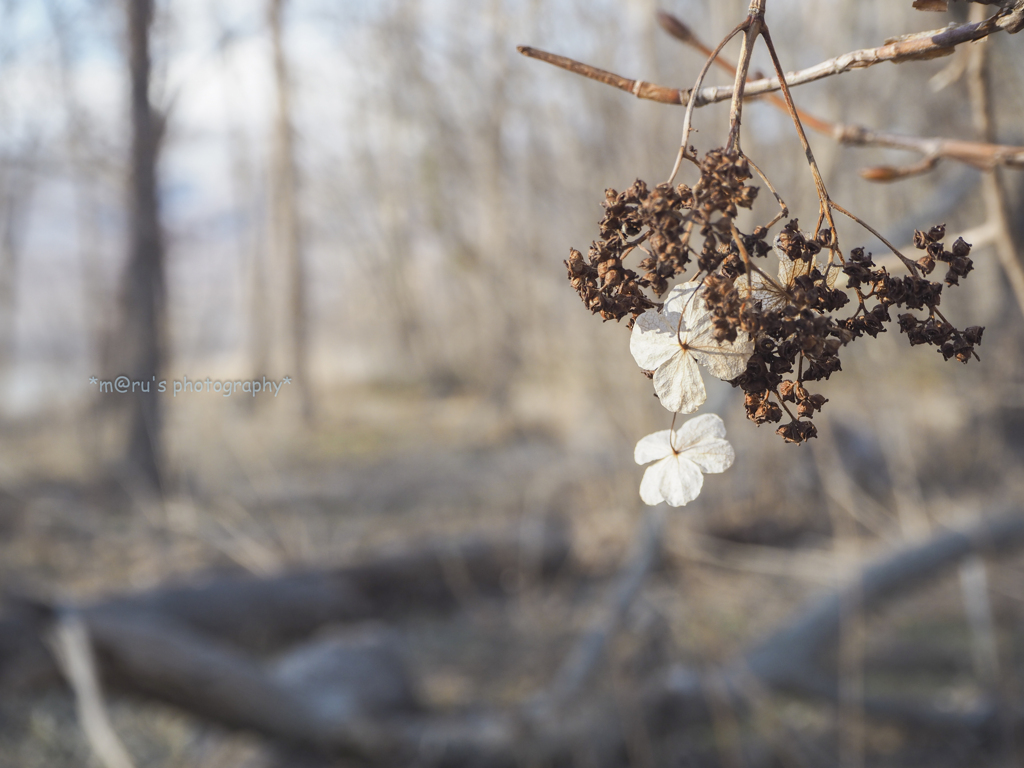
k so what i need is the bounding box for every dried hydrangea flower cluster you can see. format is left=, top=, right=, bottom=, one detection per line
left=566, top=148, right=984, bottom=450
left=566, top=149, right=763, bottom=323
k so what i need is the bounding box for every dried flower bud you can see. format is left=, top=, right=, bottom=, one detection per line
left=964, top=326, right=984, bottom=345
left=776, top=420, right=817, bottom=444
left=951, top=237, right=971, bottom=258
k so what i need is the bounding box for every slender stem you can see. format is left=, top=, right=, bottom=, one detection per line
left=829, top=201, right=917, bottom=271
left=813, top=210, right=826, bottom=240
left=726, top=1, right=766, bottom=154
left=668, top=19, right=748, bottom=184
left=745, top=156, right=788, bottom=229
left=772, top=387, right=799, bottom=422
left=760, top=23, right=842, bottom=265
left=730, top=220, right=752, bottom=278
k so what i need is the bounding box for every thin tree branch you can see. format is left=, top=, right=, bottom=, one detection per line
left=965, top=6, right=1024, bottom=320
left=516, top=46, right=684, bottom=105
left=686, top=2, right=1024, bottom=107
left=520, top=11, right=1024, bottom=178
left=657, top=11, right=1024, bottom=180
left=850, top=126, right=1024, bottom=178
left=49, top=615, right=137, bottom=768
left=558, top=2, right=1022, bottom=110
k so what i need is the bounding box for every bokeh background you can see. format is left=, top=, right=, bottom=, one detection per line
left=1, top=0, right=1023, bottom=766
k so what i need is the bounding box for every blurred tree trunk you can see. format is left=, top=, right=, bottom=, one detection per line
left=0, top=156, right=34, bottom=375
left=115, top=0, right=165, bottom=491
left=268, top=0, right=312, bottom=423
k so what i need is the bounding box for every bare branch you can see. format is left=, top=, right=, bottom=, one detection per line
left=658, top=11, right=1024, bottom=179
left=685, top=2, right=1024, bottom=107
left=848, top=125, right=1024, bottom=178
left=523, top=15, right=1024, bottom=182
left=49, top=615, right=137, bottom=768
left=516, top=46, right=683, bottom=105
left=965, top=4, right=1024, bottom=320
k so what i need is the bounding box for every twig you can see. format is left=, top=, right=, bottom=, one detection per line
left=745, top=155, right=789, bottom=227
left=683, top=3, right=1024, bottom=107
left=516, top=46, right=684, bottom=104
left=851, top=126, right=1024, bottom=178
left=829, top=201, right=918, bottom=271
left=965, top=7, right=1024, bottom=320
left=522, top=12, right=1024, bottom=178
left=661, top=12, right=1024, bottom=178
left=49, top=614, right=137, bottom=768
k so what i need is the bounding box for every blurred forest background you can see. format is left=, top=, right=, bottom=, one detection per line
left=1, top=0, right=1024, bottom=766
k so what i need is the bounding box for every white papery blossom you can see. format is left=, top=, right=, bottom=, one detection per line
left=630, top=280, right=753, bottom=413
left=734, top=233, right=842, bottom=311
left=634, top=413, right=735, bottom=507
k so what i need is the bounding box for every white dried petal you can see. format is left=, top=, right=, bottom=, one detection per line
left=652, top=351, right=705, bottom=414
left=629, top=308, right=685, bottom=371
left=639, top=453, right=704, bottom=507
left=634, top=414, right=736, bottom=507
left=631, top=281, right=753, bottom=414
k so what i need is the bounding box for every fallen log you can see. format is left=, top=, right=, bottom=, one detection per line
left=648, top=509, right=1024, bottom=735
left=87, top=515, right=571, bottom=653
left=4, top=511, right=1023, bottom=766
left=0, top=516, right=569, bottom=698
